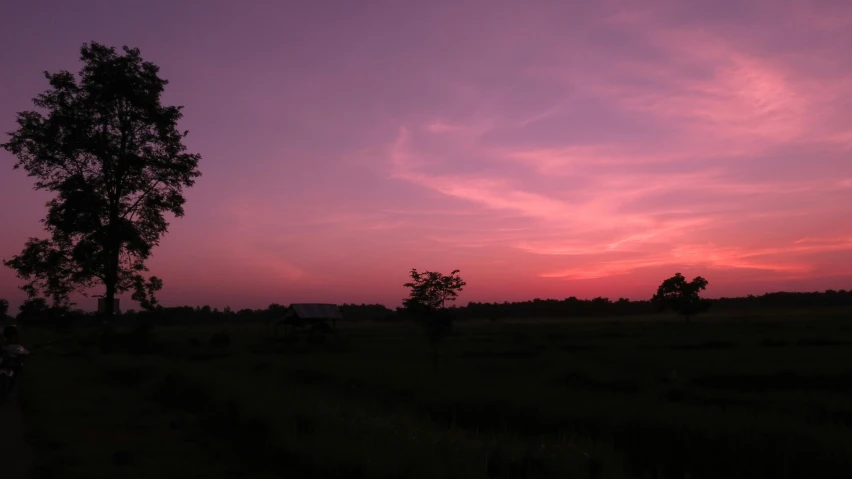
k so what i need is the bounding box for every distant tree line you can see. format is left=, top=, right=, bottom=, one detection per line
left=459, top=290, right=852, bottom=320
left=3, top=289, right=851, bottom=326
left=707, top=290, right=852, bottom=310
left=461, top=297, right=650, bottom=319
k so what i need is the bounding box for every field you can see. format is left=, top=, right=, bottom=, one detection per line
left=17, top=308, right=852, bottom=479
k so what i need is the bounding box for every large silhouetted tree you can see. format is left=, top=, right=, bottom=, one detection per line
left=1, top=42, right=201, bottom=321
left=652, top=272, right=711, bottom=322
left=403, top=269, right=466, bottom=369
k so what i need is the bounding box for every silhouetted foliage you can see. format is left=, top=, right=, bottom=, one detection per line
left=462, top=296, right=654, bottom=319
left=17, top=297, right=49, bottom=320
left=652, top=273, right=711, bottom=321
left=131, top=275, right=163, bottom=311
left=460, top=290, right=852, bottom=320
left=263, top=303, right=289, bottom=321
left=403, top=268, right=466, bottom=369
left=339, top=303, right=395, bottom=321
left=12, top=288, right=849, bottom=327
left=1, top=42, right=201, bottom=321
left=403, top=269, right=466, bottom=311
left=0, top=298, right=8, bottom=319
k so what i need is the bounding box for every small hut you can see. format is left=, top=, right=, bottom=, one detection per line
left=272, top=303, right=343, bottom=337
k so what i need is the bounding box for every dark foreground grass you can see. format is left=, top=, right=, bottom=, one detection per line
left=19, top=309, right=852, bottom=478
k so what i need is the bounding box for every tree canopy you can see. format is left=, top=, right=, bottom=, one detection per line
left=1, top=42, right=201, bottom=318
left=651, top=272, right=711, bottom=321
left=403, top=269, right=467, bottom=312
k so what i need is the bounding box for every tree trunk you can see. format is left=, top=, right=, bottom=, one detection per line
left=104, top=278, right=116, bottom=323
left=104, top=208, right=121, bottom=324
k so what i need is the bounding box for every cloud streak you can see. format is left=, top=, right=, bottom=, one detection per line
left=377, top=1, right=852, bottom=292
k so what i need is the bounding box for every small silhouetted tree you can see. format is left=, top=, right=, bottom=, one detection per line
left=0, top=299, right=8, bottom=319
left=1, top=42, right=201, bottom=322
left=17, top=297, right=48, bottom=322
left=403, top=268, right=466, bottom=370
left=652, top=272, right=711, bottom=322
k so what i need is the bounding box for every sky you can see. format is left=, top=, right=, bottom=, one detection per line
left=1, top=0, right=851, bottom=313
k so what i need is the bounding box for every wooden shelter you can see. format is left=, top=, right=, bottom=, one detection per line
left=272, top=303, right=343, bottom=337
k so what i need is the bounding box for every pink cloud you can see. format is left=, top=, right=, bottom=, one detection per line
left=540, top=238, right=852, bottom=280
left=425, top=121, right=462, bottom=133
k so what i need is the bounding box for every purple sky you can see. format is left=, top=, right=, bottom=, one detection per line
left=1, top=0, right=851, bottom=312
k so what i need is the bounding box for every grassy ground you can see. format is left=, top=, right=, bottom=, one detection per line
left=18, top=309, right=852, bottom=478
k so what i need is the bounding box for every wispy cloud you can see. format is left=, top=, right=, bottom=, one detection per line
left=381, top=4, right=852, bottom=285
left=426, top=120, right=464, bottom=133
left=540, top=238, right=852, bottom=280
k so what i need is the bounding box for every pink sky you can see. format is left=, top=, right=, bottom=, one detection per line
left=1, top=0, right=851, bottom=312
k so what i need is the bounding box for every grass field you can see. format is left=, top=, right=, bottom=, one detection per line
left=18, top=308, right=852, bottom=478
